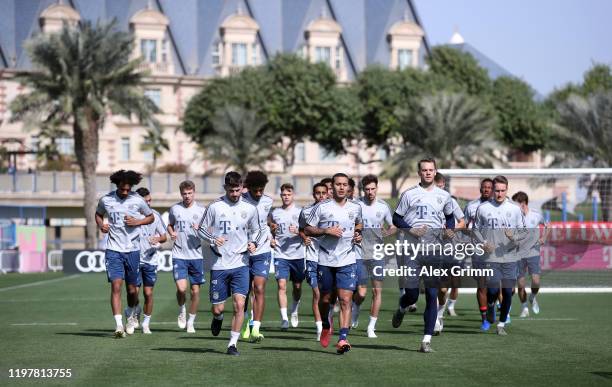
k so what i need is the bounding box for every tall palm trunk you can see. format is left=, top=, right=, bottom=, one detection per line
left=73, top=109, right=101, bottom=249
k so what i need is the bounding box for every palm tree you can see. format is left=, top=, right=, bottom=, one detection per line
left=383, top=92, right=500, bottom=197
left=10, top=21, right=158, bottom=248
left=548, top=91, right=612, bottom=220
left=203, top=105, right=279, bottom=176
left=140, top=125, right=170, bottom=172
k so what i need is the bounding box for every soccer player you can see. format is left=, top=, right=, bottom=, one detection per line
left=134, top=187, right=167, bottom=334
left=167, top=180, right=206, bottom=333
left=320, top=177, right=333, bottom=199
left=473, top=175, right=526, bottom=335
left=391, top=158, right=455, bottom=353
left=347, top=177, right=356, bottom=200
left=95, top=170, right=154, bottom=338
left=353, top=174, right=395, bottom=338
left=433, top=173, right=465, bottom=333
left=197, top=172, right=264, bottom=356
left=298, top=182, right=329, bottom=340
left=464, top=178, right=494, bottom=330
left=512, top=191, right=549, bottom=317
left=240, top=171, right=273, bottom=342
left=270, top=183, right=305, bottom=330
left=305, top=173, right=363, bottom=354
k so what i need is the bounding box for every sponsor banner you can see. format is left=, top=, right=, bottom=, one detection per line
left=547, top=222, right=612, bottom=244
left=541, top=244, right=612, bottom=270
left=63, top=250, right=175, bottom=274
left=16, top=226, right=46, bottom=273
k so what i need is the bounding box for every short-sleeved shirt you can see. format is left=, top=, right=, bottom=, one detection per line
left=197, top=196, right=264, bottom=270
left=242, top=192, right=273, bottom=255
left=270, top=204, right=304, bottom=260
left=474, top=199, right=527, bottom=262
left=394, top=185, right=455, bottom=243
left=299, top=203, right=319, bottom=262
left=96, top=191, right=153, bottom=252
left=451, top=197, right=465, bottom=222
left=307, top=199, right=362, bottom=267
left=168, top=202, right=206, bottom=260
left=358, top=198, right=393, bottom=260
left=519, top=209, right=547, bottom=258
left=464, top=198, right=489, bottom=228
left=139, top=209, right=166, bottom=264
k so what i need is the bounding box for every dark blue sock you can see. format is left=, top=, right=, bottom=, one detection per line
left=339, top=327, right=349, bottom=341
left=499, top=288, right=513, bottom=323
left=423, top=288, right=438, bottom=335
left=399, top=288, right=419, bottom=308
left=487, top=288, right=500, bottom=305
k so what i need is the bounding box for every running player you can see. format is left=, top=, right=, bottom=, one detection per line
left=298, top=182, right=328, bottom=340
left=391, top=158, right=455, bottom=353
left=270, top=183, right=305, bottom=330
left=433, top=173, right=465, bottom=334
left=305, top=173, right=363, bottom=354
left=473, top=175, right=526, bottom=335
left=95, top=170, right=154, bottom=338
left=197, top=172, right=264, bottom=356
left=241, top=171, right=273, bottom=342
left=320, top=177, right=333, bottom=199
left=512, top=191, right=549, bottom=317
left=134, top=187, right=167, bottom=334
left=353, top=174, right=395, bottom=338
left=464, top=178, right=494, bottom=330
left=167, top=180, right=206, bottom=333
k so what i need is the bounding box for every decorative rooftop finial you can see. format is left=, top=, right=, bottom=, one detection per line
left=449, top=26, right=465, bottom=44
left=321, top=6, right=328, bottom=19
left=237, top=3, right=244, bottom=15
left=403, top=8, right=410, bottom=22
left=147, top=0, right=154, bottom=10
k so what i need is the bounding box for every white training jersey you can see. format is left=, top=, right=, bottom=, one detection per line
left=519, top=208, right=547, bottom=258
left=96, top=191, right=153, bottom=253
left=473, top=199, right=527, bottom=262
left=306, top=198, right=362, bottom=267
left=358, top=197, right=393, bottom=260
left=451, top=197, right=465, bottom=222
left=139, top=209, right=166, bottom=264
left=395, top=184, right=455, bottom=243
left=242, top=192, right=273, bottom=255
left=168, top=202, right=206, bottom=260
left=464, top=198, right=489, bottom=228
left=299, top=203, right=320, bottom=262
left=198, top=195, right=264, bottom=270
left=270, top=204, right=304, bottom=260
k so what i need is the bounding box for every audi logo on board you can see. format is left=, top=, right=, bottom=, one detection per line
left=63, top=250, right=175, bottom=274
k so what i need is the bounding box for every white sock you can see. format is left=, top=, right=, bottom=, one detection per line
left=437, top=304, right=446, bottom=319
left=498, top=322, right=506, bottom=328
left=529, top=293, right=536, bottom=303
left=252, top=320, right=261, bottom=331
left=368, top=316, right=377, bottom=330
left=280, top=308, right=288, bottom=321
left=179, top=304, right=186, bottom=314
left=291, top=300, right=301, bottom=314
left=448, top=299, right=456, bottom=309
left=399, top=306, right=407, bottom=313
left=143, top=314, right=151, bottom=326
left=214, top=313, right=224, bottom=321
left=423, top=334, right=432, bottom=343
left=229, top=331, right=240, bottom=347
left=521, top=302, right=528, bottom=310
left=188, top=313, right=196, bottom=325
left=315, top=320, right=323, bottom=332
left=114, top=314, right=123, bottom=328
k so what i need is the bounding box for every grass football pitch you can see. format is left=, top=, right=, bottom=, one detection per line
left=1, top=272, right=611, bottom=386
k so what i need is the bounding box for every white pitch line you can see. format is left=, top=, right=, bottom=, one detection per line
left=10, top=322, right=78, bottom=326
left=0, top=274, right=80, bottom=292
left=451, top=288, right=612, bottom=294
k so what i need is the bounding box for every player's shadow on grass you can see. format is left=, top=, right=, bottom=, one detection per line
left=152, top=347, right=225, bottom=355
left=178, top=336, right=230, bottom=341
left=253, top=347, right=337, bottom=356
left=56, top=331, right=109, bottom=338
left=591, top=372, right=612, bottom=380
left=353, top=344, right=417, bottom=352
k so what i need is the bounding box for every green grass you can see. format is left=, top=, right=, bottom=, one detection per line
left=1, top=272, right=611, bottom=386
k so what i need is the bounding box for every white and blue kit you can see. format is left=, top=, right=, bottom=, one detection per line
left=270, top=204, right=305, bottom=282
left=299, top=203, right=320, bottom=288
left=518, top=208, right=547, bottom=278
left=198, top=195, right=264, bottom=304
left=357, top=197, right=393, bottom=284
left=168, top=202, right=206, bottom=285
left=306, top=198, right=362, bottom=293
left=137, top=209, right=166, bottom=287
left=96, top=191, right=152, bottom=285
left=242, top=192, right=273, bottom=278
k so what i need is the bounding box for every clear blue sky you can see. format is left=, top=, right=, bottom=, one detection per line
left=414, top=0, right=612, bottom=96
